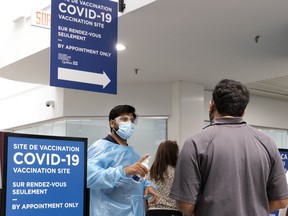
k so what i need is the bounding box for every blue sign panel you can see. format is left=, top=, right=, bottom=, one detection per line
left=279, top=148, right=288, bottom=173
left=272, top=148, right=288, bottom=216
left=269, top=212, right=279, bottom=216
left=4, top=134, right=87, bottom=216
left=50, top=0, right=118, bottom=94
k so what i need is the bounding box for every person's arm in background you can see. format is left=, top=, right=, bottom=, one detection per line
left=144, top=184, right=158, bottom=205
left=269, top=198, right=288, bottom=213
left=176, top=201, right=195, bottom=216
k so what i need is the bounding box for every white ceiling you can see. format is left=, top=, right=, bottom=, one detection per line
left=1, top=0, right=288, bottom=99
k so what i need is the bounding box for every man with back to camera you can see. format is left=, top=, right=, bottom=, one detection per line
left=87, top=104, right=158, bottom=216
left=170, top=79, right=288, bottom=216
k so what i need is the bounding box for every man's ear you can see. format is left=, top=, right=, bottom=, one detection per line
left=109, top=120, right=115, bottom=127
left=110, top=120, right=118, bottom=129
left=209, top=101, right=214, bottom=113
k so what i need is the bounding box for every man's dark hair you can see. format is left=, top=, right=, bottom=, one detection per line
left=212, top=79, right=250, bottom=117
left=109, top=105, right=137, bottom=120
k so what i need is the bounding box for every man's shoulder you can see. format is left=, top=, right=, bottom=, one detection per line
left=88, top=138, right=114, bottom=153
left=183, top=127, right=214, bottom=148
left=245, top=124, right=275, bottom=142
left=194, top=125, right=216, bottom=139
left=183, top=123, right=275, bottom=148
left=89, top=138, right=109, bottom=147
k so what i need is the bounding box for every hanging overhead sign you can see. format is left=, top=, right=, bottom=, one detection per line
left=50, top=0, right=118, bottom=94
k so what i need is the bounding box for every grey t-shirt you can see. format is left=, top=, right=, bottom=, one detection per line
left=170, top=117, right=288, bottom=216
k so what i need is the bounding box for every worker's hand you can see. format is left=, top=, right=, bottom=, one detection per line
left=144, top=186, right=158, bottom=206
left=123, top=154, right=150, bottom=176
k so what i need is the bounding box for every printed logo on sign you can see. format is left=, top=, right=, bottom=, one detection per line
left=58, top=53, right=78, bottom=65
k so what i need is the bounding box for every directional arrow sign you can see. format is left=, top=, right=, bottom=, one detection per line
left=50, top=0, right=118, bottom=94
left=58, top=67, right=111, bottom=88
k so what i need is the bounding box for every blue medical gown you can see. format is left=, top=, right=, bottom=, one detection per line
left=87, top=138, right=155, bottom=216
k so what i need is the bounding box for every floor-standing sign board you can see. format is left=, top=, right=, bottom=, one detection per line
left=269, top=148, right=288, bottom=216
left=0, top=132, right=88, bottom=216
left=279, top=148, right=288, bottom=173
left=50, top=0, right=118, bottom=94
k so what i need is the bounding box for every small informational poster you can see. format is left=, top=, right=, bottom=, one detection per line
left=1, top=133, right=87, bottom=216
left=0, top=132, right=3, bottom=190
left=279, top=148, right=288, bottom=173
left=50, top=0, right=118, bottom=94
left=269, top=211, right=279, bottom=216
left=273, top=148, right=288, bottom=216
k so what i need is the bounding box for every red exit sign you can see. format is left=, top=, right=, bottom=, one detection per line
left=31, top=10, right=51, bottom=29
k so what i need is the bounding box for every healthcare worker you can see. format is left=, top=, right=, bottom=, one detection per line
left=87, top=105, right=158, bottom=216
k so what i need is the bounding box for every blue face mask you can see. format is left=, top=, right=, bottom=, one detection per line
left=115, top=122, right=135, bottom=140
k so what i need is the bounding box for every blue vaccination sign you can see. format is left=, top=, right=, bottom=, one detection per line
left=50, top=0, right=118, bottom=94
left=279, top=148, right=288, bottom=173
left=3, top=133, right=87, bottom=216
left=269, top=211, right=279, bottom=216
left=272, top=148, right=288, bottom=216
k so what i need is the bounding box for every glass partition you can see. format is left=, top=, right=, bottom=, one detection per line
left=12, top=117, right=168, bottom=166
left=257, top=127, right=288, bottom=149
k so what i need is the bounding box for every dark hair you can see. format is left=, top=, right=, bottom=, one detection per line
left=109, top=105, right=137, bottom=120
left=212, top=79, right=250, bottom=116
left=149, top=140, right=179, bottom=182
left=109, top=105, right=137, bottom=131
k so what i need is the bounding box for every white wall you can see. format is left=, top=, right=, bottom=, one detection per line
left=63, top=81, right=205, bottom=148
left=246, top=95, right=288, bottom=129
left=0, top=86, right=64, bottom=129
left=1, top=82, right=171, bottom=129
left=0, top=1, right=51, bottom=68
left=168, top=81, right=204, bottom=147
left=62, top=82, right=172, bottom=116
left=1, top=84, right=288, bottom=143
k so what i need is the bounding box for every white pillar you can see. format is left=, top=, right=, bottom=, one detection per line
left=168, top=81, right=204, bottom=149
